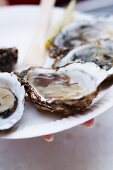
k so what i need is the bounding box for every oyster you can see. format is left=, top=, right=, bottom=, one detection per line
left=0, top=48, right=18, bottom=72
left=49, top=16, right=113, bottom=59
left=53, top=39, right=113, bottom=70
left=0, top=73, right=25, bottom=130
left=20, top=62, right=112, bottom=116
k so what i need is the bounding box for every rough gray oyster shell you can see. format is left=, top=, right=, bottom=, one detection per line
left=49, top=16, right=113, bottom=59
left=0, top=48, right=18, bottom=72
left=53, top=39, right=113, bottom=71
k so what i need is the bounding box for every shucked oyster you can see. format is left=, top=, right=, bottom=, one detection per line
left=53, top=39, right=113, bottom=70
left=20, top=62, right=113, bottom=116
left=0, top=73, right=25, bottom=130
left=0, top=48, right=18, bottom=72
left=48, top=16, right=113, bottom=59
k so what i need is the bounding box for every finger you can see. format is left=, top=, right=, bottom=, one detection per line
left=82, top=119, right=94, bottom=127
left=43, top=134, right=54, bottom=142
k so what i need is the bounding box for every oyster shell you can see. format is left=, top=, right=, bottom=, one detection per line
left=49, top=16, right=113, bottom=59
left=0, top=48, right=18, bottom=72
left=0, top=73, right=25, bottom=130
left=53, top=39, right=113, bottom=70
left=20, top=62, right=112, bottom=116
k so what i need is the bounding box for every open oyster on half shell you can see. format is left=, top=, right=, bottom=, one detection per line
left=53, top=39, right=113, bottom=70
left=20, top=62, right=113, bottom=116
left=48, top=16, right=113, bottom=59
left=0, top=73, right=25, bottom=130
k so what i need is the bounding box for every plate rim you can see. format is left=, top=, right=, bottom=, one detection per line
left=0, top=5, right=113, bottom=139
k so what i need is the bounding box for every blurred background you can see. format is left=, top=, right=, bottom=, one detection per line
left=0, top=0, right=113, bottom=170
left=0, top=0, right=85, bottom=6
left=0, top=0, right=113, bottom=15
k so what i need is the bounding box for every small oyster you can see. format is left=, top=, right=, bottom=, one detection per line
left=0, top=48, right=18, bottom=72
left=49, top=16, right=113, bottom=59
left=53, top=39, right=113, bottom=70
left=0, top=73, right=25, bottom=130
left=20, top=62, right=112, bottom=116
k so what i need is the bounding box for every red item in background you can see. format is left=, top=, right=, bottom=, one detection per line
left=9, top=0, right=71, bottom=6
left=9, top=0, right=40, bottom=4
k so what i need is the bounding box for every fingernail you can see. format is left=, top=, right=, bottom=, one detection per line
left=43, top=134, right=54, bottom=142
left=83, top=119, right=94, bottom=128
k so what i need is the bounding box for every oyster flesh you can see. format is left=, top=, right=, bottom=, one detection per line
left=53, top=39, right=113, bottom=70
left=49, top=16, right=113, bottom=59
left=20, top=62, right=112, bottom=116
left=0, top=73, right=25, bottom=130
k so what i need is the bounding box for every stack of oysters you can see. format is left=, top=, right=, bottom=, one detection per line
left=1, top=15, right=113, bottom=131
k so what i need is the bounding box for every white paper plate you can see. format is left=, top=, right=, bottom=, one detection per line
left=0, top=5, right=113, bottom=139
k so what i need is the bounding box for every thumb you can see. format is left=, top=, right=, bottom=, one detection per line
left=43, top=134, right=54, bottom=142
left=82, top=119, right=94, bottom=127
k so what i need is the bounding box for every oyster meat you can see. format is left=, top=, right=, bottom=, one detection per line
left=49, top=16, right=113, bottom=59
left=0, top=73, right=25, bottom=130
left=0, top=48, right=18, bottom=72
left=0, top=87, right=17, bottom=119
left=53, top=39, right=113, bottom=70
left=20, top=62, right=112, bottom=116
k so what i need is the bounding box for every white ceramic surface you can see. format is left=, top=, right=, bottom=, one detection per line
left=0, top=6, right=113, bottom=139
